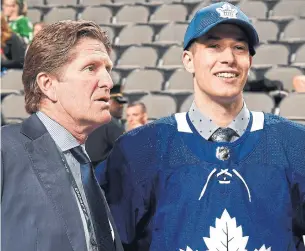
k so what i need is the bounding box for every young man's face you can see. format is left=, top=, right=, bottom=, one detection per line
left=183, top=24, right=252, bottom=104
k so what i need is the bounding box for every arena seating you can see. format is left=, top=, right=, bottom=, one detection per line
left=1, top=0, right=305, bottom=125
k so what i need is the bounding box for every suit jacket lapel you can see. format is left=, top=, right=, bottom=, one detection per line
left=21, top=114, right=87, bottom=251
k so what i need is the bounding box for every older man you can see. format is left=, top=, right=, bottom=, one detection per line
left=1, top=20, right=123, bottom=251
left=99, top=2, right=305, bottom=251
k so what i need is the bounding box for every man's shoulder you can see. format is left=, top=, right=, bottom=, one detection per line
left=263, top=113, right=305, bottom=140
left=117, top=115, right=178, bottom=150
left=122, top=115, right=176, bottom=137
left=1, top=123, right=22, bottom=137
left=1, top=123, right=24, bottom=151
left=264, top=113, right=305, bottom=130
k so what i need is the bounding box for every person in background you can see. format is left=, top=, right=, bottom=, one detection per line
left=108, top=84, right=128, bottom=125
left=126, top=101, right=148, bottom=131
left=2, top=0, right=33, bottom=43
left=293, top=75, right=305, bottom=93
left=1, top=20, right=123, bottom=251
left=86, top=84, right=128, bottom=167
left=1, top=14, right=26, bottom=70
left=99, top=2, right=305, bottom=251
left=33, top=22, right=46, bottom=37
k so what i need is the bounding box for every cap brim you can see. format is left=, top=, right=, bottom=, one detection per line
left=113, top=96, right=128, bottom=103
left=185, top=18, right=259, bottom=56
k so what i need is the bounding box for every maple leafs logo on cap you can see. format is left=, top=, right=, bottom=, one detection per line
left=216, top=3, right=238, bottom=19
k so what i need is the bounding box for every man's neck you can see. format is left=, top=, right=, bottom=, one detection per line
left=194, top=93, right=244, bottom=128
left=39, top=108, right=95, bottom=144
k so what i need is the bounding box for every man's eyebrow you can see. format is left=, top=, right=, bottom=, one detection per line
left=88, top=54, right=112, bottom=67
left=203, top=35, right=221, bottom=41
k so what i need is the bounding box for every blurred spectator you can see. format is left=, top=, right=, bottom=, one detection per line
left=108, top=84, right=128, bottom=124
left=126, top=101, right=148, bottom=131
left=2, top=0, right=33, bottom=43
left=1, top=15, right=26, bottom=70
left=33, top=22, right=46, bottom=37
left=293, top=75, right=305, bottom=93
left=85, top=84, right=128, bottom=167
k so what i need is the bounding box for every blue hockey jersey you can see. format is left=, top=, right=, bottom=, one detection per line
left=99, top=112, right=305, bottom=251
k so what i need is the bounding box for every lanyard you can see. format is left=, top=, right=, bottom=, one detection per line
left=59, top=152, right=96, bottom=244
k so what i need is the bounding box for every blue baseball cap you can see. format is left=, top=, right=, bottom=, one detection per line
left=184, top=2, right=259, bottom=56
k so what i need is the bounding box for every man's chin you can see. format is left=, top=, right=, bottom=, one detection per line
left=94, top=111, right=112, bottom=125
left=212, top=92, right=242, bottom=104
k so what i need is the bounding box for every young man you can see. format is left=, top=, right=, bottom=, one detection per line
left=1, top=20, right=123, bottom=251
left=100, top=2, right=305, bottom=251
left=126, top=102, right=148, bottom=131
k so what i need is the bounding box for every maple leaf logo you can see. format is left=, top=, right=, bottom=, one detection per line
left=254, top=245, right=271, bottom=251
left=216, top=3, right=238, bottom=19
left=203, top=209, right=249, bottom=251
left=179, top=246, right=198, bottom=251
left=179, top=209, right=273, bottom=251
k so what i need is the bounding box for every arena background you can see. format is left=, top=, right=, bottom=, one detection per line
left=1, top=0, right=305, bottom=125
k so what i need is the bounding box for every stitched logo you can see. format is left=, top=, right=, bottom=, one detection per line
left=216, top=3, right=238, bottom=19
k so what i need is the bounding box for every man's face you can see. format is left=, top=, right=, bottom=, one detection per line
left=183, top=24, right=252, bottom=104
left=109, top=99, right=124, bottom=119
left=126, top=105, right=147, bottom=128
left=53, top=37, right=113, bottom=127
left=3, top=0, right=18, bottom=18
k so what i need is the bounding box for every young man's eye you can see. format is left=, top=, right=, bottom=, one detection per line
left=208, top=44, right=219, bottom=48
left=235, top=45, right=247, bottom=51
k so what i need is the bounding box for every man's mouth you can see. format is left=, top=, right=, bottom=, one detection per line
left=95, top=97, right=109, bottom=102
left=215, top=72, right=239, bottom=78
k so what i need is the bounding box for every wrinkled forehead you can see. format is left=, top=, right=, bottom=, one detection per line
left=68, top=37, right=111, bottom=62
left=197, top=23, right=249, bottom=43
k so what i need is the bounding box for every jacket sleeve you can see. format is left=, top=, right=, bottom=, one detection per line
left=288, top=128, right=305, bottom=246
left=291, top=164, right=305, bottom=246
left=100, top=141, right=152, bottom=251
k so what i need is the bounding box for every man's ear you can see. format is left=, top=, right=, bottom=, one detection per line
left=249, top=55, right=253, bottom=67
left=143, top=112, right=148, bottom=124
left=182, top=49, right=195, bottom=74
left=36, top=72, right=58, bottom=102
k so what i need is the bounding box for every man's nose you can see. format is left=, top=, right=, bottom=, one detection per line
left=219, top=47, right=235, bottom=65
left=98, top=71, right=113, bottom=90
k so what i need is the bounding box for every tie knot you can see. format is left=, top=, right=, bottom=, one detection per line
left=210, top=127, right=238, bottom=143
left=70, top=146, right=90, bottom=164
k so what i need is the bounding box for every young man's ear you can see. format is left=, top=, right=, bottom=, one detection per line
left=182, top=49, right=195, bottom=74
left=249, top=55, right=253, bottom=67
left=36, top=72, right=58, bottom=102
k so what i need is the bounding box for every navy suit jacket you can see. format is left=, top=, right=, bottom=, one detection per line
left=1, top=114, right=123, bottom=251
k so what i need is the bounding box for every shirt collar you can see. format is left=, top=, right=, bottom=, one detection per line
left=188, top=101, right=250, bottom=140
left=36, top=111, right=80, bottom=152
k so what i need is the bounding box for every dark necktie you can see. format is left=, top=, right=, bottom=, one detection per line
left=70, top=146, right=114, bottom=251
left=209, top=127, right=238, bottom=142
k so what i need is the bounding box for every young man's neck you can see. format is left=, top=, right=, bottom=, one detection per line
left=194, top=93, right=244, bottom=128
